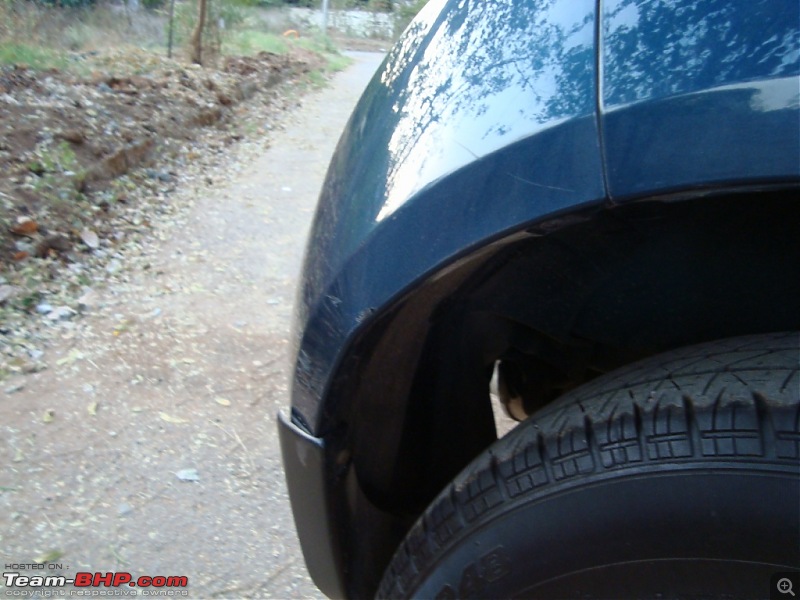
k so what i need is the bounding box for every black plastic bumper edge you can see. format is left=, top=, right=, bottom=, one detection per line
left=277, top=410, right=346, bottom=599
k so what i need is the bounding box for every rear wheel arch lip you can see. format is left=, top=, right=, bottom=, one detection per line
left=291, top=114, right=607, bottom=437
left=294, top=181, right=800, bottom=439
left=342, top=185, right=800, bottom=493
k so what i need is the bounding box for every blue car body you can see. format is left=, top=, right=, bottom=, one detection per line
left=279, top=1, right=800, bottom=597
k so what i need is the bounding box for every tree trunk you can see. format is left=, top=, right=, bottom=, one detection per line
left=189, top=0, right=208, bottom=65
left=167, top=0, right=177, bottom=58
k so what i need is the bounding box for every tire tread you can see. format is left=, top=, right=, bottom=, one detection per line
left=376, top=332, right=800, bottom=599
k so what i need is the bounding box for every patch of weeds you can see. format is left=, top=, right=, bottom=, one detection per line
left=224, top=28, right=351, bottom=75
left=17, top=289, right=41, bottom=312
left=98, top=181, right=128, bottom=207
left=236, top=119, right=262, bottom=137
left=226, top=30, right=289, bottom=55
left=294, top=34, right=337, bottom=55
left=0, top=43, right=68, bottom=69
left=294, top=35, right=352, bottom=73
left=305, top=69, right=328, bottom=88
left=26, top=141, right=88, bottom=218
left=36, top=141, right=80, bottom=174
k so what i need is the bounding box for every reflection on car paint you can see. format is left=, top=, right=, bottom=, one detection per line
left=377, top=0, right=596, bottom=221
left=601, top=0, right=800, bottom=197
left=602, top=0, right=800, bottom=107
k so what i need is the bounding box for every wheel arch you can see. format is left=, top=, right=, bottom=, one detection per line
left=322, top=185, right=800, bottom=597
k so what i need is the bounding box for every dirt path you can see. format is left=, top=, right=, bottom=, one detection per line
left=1, top=51, right=385, bottom=599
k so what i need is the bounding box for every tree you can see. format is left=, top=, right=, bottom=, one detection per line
left=189, top=0, right=208, bottom=65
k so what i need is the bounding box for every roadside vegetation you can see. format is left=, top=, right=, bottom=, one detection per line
left=0, top=0, right=359, bottom=72
left=0, top=0, right=427, bottom=72
left=0, top=0, right=430, bottom=380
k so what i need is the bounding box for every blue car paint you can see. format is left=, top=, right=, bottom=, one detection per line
left=293, top=0, right=604, bottom=434
left=282, top=0, right=800, bottom=596
left=293, top=0, right=800, bottom=435
left=601, top=0, right=800, bottom=198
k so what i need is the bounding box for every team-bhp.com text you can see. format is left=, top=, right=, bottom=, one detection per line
left=4, top=572, right=188, bottom=595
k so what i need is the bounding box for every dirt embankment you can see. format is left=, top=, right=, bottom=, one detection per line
left=0, top=48, right=322, bottom=264
left=0, top=47, right=324, bottom=378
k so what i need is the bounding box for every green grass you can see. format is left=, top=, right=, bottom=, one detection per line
left=0, top=4, right=351, bottom=79
left=295, top=34, right=352, bottom=72
left=224, top=30, right=352, bottom=73
left=306, top=69, right=327, bottom=88
left=225, top=30, right=289, bottom=55
left=294, top=34, right=338, bottom=55
left=0, top=43, right=68, bottom=69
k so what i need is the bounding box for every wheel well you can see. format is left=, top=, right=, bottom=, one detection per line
left=325, top=187, right=800, bottom=597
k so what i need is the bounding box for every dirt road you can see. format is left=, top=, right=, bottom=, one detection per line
left=1, top=51, right=385, bottom=599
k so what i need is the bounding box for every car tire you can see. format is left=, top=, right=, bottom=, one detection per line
left=377, top=332, right=800, bottom=600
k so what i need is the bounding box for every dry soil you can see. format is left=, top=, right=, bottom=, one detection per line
left=1, top=51, right=385, bottom=599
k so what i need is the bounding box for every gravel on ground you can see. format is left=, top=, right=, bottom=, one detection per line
left=1, top=50, right=385, bottom=599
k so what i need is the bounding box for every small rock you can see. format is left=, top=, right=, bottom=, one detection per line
left=145, top=169, right=174, bottom=183
left=117, top=503, right=133, bottom=516
left=78, top=289, right=99, bottom=310
left=4, top=381, right=24, bottom=394
left=106, top=259, right=122, bottom=274
left=80, top=228, right=100, bottom=250
left=175, top=468, right=200, bottom=482
left=22, top=362, right=46, bottom=374
left=46, top=306, right=76, bottom=321
left=36, top=303, right=54, bottom=315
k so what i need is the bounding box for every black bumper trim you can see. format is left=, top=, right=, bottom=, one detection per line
left=277, top=411, right=346, bottom=599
